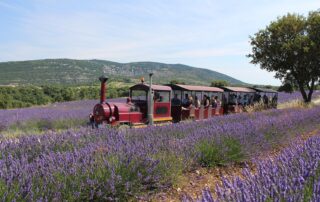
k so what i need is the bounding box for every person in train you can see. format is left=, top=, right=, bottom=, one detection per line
left=272, top=94, right=278, bottom=108
left=188, top=96, right=194, bottom=107
left=237, top=95, right=242, bottom=106
left=182, top=96, right=194, bottom=110
left=202, top=95, right=210, bottom=108
left=211, top=95, right=217, bottom=108
left=182, top=94, right=189, bottom=106
left=171, top=94, right=181, bottom=106
left=242, top=94, right=249, bottom=106
left=215, top=96, right=221, bottom=107
left=263, top=94, right=269, bottom=105
left=229, top=93, right=237, bottom=105
left=194, top=96, right=201, bottom=108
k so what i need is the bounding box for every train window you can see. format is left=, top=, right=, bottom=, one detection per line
left=155, top=91, right=170, bottom=103
left=131, top=90, right=147, bottom=101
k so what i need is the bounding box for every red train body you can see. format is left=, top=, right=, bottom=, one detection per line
left=93, top=76, right=278, bottom=127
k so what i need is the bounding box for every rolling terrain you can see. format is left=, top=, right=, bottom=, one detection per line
left=0, top=59, right=245, bottom=85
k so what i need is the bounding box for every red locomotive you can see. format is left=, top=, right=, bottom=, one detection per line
left=93, top=75, right=278, bottom=127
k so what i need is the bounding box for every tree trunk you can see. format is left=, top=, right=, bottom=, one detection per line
left=297, top=82, right=309, bottom=103
left=306, top=79, right=315, bottom=102
left=307, top=89, right=313, bottom=102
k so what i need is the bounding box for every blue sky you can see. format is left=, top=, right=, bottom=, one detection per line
left=0, top=0, right=319, bottom=85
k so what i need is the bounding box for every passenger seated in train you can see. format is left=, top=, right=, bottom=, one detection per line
left=237, top=95, right=242, bottom=106
left=202, top=95, right=210, bottom=108
left=272, top=94, right=278, bottom=108
left=215, top=96, right=221, bottom=107
left=171, top=94, right=181, bottom=106
left=263, top=94, right=269, bottom=105
left=182, top=94, right=189, bottom=106
left=248, top=95, right=254, bottom=105
left=194, top=96, right=201, bottom=108
left=242, top=94, right=249, bottom=106
left=253, top=93, right=261, bottom=103
left=182, top=96, right=193, bottom=110
left=188, top=96, right=194, bottom=107
left=229, top=93, right=237, bottom=105
left=154, top=92, right=161, bottom=102
left=211, top=96, right=217, bottom=108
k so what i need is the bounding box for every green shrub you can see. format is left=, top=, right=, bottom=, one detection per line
left=196, top=137, right=245, bottom=167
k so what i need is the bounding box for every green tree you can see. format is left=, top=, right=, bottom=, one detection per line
left=248, top=11, right=320, bottom=102
left=170, top=80, right=185, bottom=85
left=210, top=80, right=229, bottom=87
left=278, top=83, right=295, bottom=93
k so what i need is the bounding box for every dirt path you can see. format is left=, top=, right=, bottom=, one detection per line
left=143, top=128, right=320, bottom=201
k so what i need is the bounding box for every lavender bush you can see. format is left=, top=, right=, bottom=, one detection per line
left=1, top=106, right=320, bottom=200
left=192, top=134, right=320, bottom=202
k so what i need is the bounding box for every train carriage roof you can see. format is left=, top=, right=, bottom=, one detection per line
left=130, top=83, right=172, bottom=91
left=250, top=87, right=278, bottom=93
left=221, top=86, right=256, bottom=93
left=168, top=84, right=224, bottom=92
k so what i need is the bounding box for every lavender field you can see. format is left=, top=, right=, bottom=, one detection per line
left=0, top=92, right=320, bottom=200
left=1, top=104, right=320, bottom=200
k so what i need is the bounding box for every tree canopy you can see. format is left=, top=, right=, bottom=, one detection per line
left=170, top=80, right=186, bottom=85
left=210, top=80, right=229, bottom=87
left=248, top=11, right=320, bottom=102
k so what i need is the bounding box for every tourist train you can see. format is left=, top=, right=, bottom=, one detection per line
left=93, top=75, right=278, bottom=127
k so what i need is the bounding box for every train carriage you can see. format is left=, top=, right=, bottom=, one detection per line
left=168, top=84, right=224, bottom=122
left=250, top=87, right=278, bottom=108
left=220, top=86, right=256, bottom=113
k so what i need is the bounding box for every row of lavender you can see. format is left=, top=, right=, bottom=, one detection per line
left=1, top=106, right=320, bottom=200
left=192, top=134, right=320, bottom=202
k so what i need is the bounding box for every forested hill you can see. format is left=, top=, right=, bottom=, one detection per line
left=0, top=59, right=245, bottom=85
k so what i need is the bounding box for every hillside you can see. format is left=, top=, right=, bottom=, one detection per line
left=0, top=59, right=245, bottom=85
